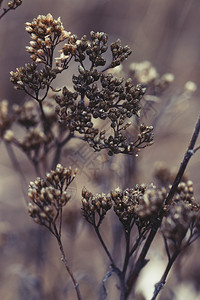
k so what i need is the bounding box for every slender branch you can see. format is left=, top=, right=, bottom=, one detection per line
left=56, top=235, right=82, bottom=300
left=151, top=249, right=180, bottom=300
left=122, top=228, right=131, bottom=274
left=125, top=219, right=161, bottom=298
left=165, top=115, right=200, bottom=205
left=94, top=225, right=116, bottom=267
left=0, top=2, right=21, bottom=20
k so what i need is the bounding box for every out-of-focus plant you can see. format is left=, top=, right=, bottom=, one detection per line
left=1, top=12, right=200, bottom=300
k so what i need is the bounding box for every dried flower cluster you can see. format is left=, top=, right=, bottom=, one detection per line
left=162, top=180, right=200, bottom=247
left=82, top=178, right=200, bottom=244
left=28, top=164, right=77, bottom=231
left=0, top=98, right=58, bottom=164
left=25, top=13, right=71, bottom=64
left=81, top=187, right=112, bottom=227
left=5, top=12, right=200, bottom=300
left=82, top=183, right=167, bottom=231
left=9, top=14, right=154, bottom=156
left=56, top=78, right=153, bottom=155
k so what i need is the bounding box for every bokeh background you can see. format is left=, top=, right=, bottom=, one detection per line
left=0, top=0, right=200, bottom=299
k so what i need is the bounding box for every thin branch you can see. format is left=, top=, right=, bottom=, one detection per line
left=56, top=235, right=82, bottom=300
left=165, top=115, right=200, bottom=205
left=0, top=1, right=21, bottom=20
left=94, top=225, right=116, bottom=267
left=151, top=249, right=180, bottom=300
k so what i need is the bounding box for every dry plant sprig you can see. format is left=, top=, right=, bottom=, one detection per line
left=28, top=164, right=82, bottom=300
left=10, top=14, right=154, bottom=157
left=81, top=116, right=200, bottom=300
left=0, top=0, right=22, bottom=20
left=4, top=12, right=200, bottom=300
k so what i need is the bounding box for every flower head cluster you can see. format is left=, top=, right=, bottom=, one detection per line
left=81, top=187, right=112, bottom=227
left=56, top=75, right=153, bottom=155
left=28, top=164, right=77, bottom=228
left=10, top=62, right=59, bottom=95
left=82, top=183, right=166, bottom=230
left=25, top=13, right=71, bottom=64
left=162, top=180, right=200, bottom=247
left=10, top=15, right=154, bottom=157
left=56, top=31, right=131, bottom=70
left=111, top=184, right=166, bottom=229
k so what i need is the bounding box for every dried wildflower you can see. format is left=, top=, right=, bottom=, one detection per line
left=111, top=184, right=166, bottom=230
left=110, top=39, right=132, bottom=67
left=136, top=185, right=167, bottom=221
left=162, top=201, right=195, bottom=245
left=111, top=186, right=140, bottom=229
left=10, top=63, right=60, bottom=98
left=25, top=14, right=71, bottom=65
left=56, top=76, right=153, bottom=155
left=81, top=187, right=112, bottom=227
left=161, top=179, right=200, bottom=250
left=28, top=164, right=77, bottom=229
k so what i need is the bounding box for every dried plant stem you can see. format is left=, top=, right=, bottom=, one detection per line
left=165, top=114, right=200, bottom=205
left=56, top=235, right=82, bottom=300
left=151, top=249, right=180, bottom=300
left=95, top=226, right=116, bottom=266
left=0, top=5, right=18, bottom=20
left=126, top=114, right=200, bottom=298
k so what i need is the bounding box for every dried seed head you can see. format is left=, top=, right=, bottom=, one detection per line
left=28, top=164, right=77, bottom=228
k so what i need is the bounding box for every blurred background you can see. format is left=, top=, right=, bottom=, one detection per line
left=0, top=0, right=200, bottom=299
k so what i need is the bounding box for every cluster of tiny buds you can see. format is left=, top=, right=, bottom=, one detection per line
left=28, top=164, right=77, bottom=226
left=56, top=74, right=153, bottom=155
left=137, top=123, right=154, bottom=147
left=161, top=179, right=200, bottom=245
left=7, top=0, right=22, bottom=9
left=111, top=186, right=141, bottom=227
left=111, top=184, right=166, bottom=227
left=82, top=183, right=167, bottom=230
left=10, top=62, right=59, bottom=93
left=173, top=180, right=195, bottom=203
left=81, top=187, right=112, bottom=225
left=136, top=185, right=167, bottom=220
left=25, top=13, right=71, bottom=64
left=162, top=200, right=196, bottom=244
left=56, top=31, right=131, bottom=70
left=110, top=39, right=132, bottom=68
